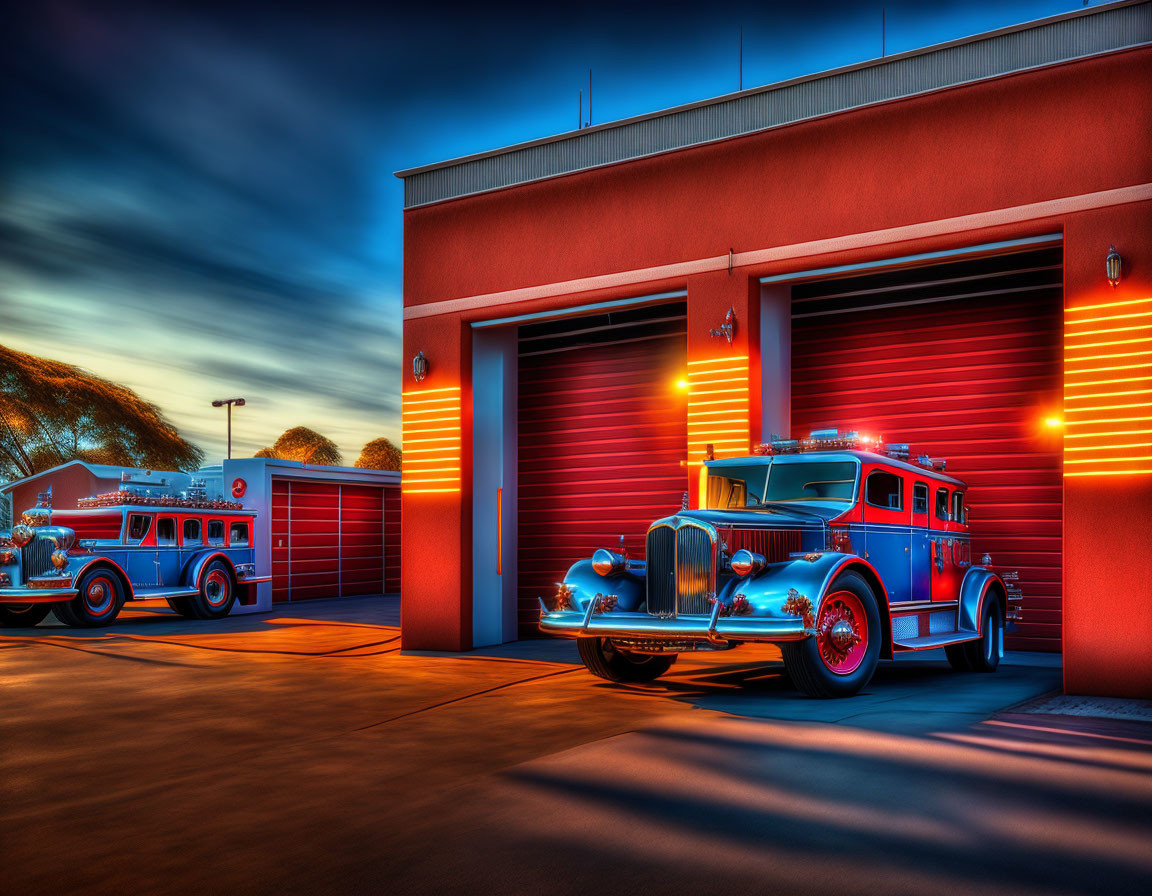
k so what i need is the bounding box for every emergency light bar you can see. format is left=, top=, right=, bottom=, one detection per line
left=749, top=429, right=945, bottom=471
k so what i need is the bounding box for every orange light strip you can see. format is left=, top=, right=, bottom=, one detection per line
left=686, top=356, right=750, bottom=461
left=1063, top=299, right=1152, bottom=478
left=1067, top=297, right=1152, bottom=313
left=403, top=386, right=462, bottom=493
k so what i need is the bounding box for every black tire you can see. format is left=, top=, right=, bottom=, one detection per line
left=166, top=597, right=197, bottom=619
left=187, top=561, right=236, bottom=620
left=781, top=571, right=882, bottom=698
left=964, top=596, right=1003, bottom=673
left=55, top=568, right=125, bottom=628
left=0, top=604, right=53, bottom=627
left=944, top=643, right=973, bottom=672
left=577, top=637, right=676, bottom=683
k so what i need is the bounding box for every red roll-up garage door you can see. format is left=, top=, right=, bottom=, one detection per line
left=271, top=479, right=385, bottom=602
left=517, top=302, right=688, bottom=636
left=790, top=245, right=1063, bottom=650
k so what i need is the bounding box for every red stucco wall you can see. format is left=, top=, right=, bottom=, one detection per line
left=8, top=466, right=106, bottom=519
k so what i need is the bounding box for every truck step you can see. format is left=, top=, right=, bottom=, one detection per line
left=893, top=631, right=978, bottom=650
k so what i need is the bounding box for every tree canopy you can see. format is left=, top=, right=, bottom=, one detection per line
left=255, top=427, right=342, bottom=466
left=355, top=437, right=401, bottom=471
left=0, top=344, right=204, bottom=480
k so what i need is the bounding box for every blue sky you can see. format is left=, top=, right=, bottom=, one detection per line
left=1, top=0, right=1093, bottom=464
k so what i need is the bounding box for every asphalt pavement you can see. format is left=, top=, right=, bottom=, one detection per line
left=2, top=596, right=1148, bottom=896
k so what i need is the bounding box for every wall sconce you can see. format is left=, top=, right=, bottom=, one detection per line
left=710, top=306, right=736, bottom=346
left=412, top=350, right=428, bottom=382
left=1106, top=245, right=1123, bottom=288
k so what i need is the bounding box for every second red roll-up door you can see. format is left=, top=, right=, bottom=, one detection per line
left=789, top=246, right=1064, bottom=651
left=516, top=302, right=688, bottom=637
left=270, top=479, right=385, bottom=601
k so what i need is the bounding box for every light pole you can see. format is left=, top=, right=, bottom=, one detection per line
left=211, top=398, right=246, bottom=459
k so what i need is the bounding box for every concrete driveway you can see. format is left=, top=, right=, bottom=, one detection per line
left=2, top=597, right=1149, bottom=895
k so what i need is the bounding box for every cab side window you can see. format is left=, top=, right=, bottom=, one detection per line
left=913, top=483, right=929, bottom=514
left=183, top=518, right=202, bottom=545
left=935, top=488, right=950, bottom=521
left=953, top=491, right=965, bottom=524
left=229, top=521, right=250, bottom=547
left=207, top=520, right=225, bottom=546
left=865, top=470, right=903, bottom=510
left=156, top=517, right=177, bottom=546
left=127, top=514, right=152, bottom=544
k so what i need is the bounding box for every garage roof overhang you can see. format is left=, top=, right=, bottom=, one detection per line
left=395, top=0, right=1151, bottom=210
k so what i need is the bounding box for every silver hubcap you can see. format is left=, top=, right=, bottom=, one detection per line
left=85, top=579, right=113, bottom=614
left=204, top=571, right=229, bottom=606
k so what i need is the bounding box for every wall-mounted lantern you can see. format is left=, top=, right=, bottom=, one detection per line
left=412, top=350, right=428, bottom=382
left=1106, top=245, right=1123, bottom=288
left=710, top=307, right=736, bottom=346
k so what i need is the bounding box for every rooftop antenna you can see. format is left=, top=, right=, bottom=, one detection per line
left=588, top=68, right=592, bottom=126
left=882, top=8, right=886, bottom=57
left=739, top=26, right=743, bottom=90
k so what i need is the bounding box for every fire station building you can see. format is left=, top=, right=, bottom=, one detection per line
left=398, top=1, right=1152, bottom=697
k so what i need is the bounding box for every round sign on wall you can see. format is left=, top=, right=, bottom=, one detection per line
left=232, top=478, right=247, bottom=499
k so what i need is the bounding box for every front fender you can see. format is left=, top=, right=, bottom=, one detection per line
left=724, top=552, right=890, bottom=622
left=959, top=567, right=1004, bottom=634
left=560, top=559, right=646, bottom=613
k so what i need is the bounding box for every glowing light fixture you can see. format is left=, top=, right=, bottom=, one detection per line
left=1106, top=245, right=1122, bottom=288
left=686, top=355, right=749, bottom=463
left=1063, top=297, right=1152, bottom=477
left=402, top=385, right=461, bottom=494
left=1044, top=416, right=1063, bottom=429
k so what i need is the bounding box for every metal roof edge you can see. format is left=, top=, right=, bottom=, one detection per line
left=394, top=0, right=1148, bottom=181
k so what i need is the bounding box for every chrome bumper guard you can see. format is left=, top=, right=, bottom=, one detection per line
left=0, top=586, right=79, bottom=603
left=538, top=598, right=811, bottom=643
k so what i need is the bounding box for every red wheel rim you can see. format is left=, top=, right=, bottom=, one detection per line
left=84, top=575, right=116, bottom=617
left=816, top=589, right=869, bottom=675
left=204, top=569, right=230, bottom=607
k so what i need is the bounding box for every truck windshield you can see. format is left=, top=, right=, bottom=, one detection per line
left=706, top=460, right=857, bottom=508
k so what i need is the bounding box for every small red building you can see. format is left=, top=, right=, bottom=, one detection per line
left=397, top=1, right=1152, bottom=697
left=2, top=458, right=401, bottom=611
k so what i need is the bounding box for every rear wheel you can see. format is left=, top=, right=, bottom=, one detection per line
left=186, top=561, right=236, bottom=620
left=944, top=642, right=973, bottom=672
left=0, top=604, right=53, bottom=627
left=166, top=597, right=197, bottom=619
left=54, top=569, right=125, bottom=628
left=577, top=637, right=676, bottom=683
left=782, top=572, right=881, bottom=698
left=964, top=597, right=1003, bottom=673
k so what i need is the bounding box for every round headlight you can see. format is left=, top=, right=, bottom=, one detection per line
left=591, top=548, right=626, bottom=576
left=11, top=525, right=35, bottom=548
left=730, top=549, right=766, bottom=577
left=51, top=551, right=70, bottom=571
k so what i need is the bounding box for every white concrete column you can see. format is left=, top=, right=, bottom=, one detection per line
left=760, top=284, right=791, bottom=440
left=471, top=327, right=518, bottom=646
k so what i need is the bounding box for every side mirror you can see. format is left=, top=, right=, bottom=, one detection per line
left=962, top=507, right=970, bottom=526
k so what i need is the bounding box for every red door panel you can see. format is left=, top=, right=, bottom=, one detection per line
left=791, top=247, right=1063, bottom=650
left=517, top=304, right=687, bottom=637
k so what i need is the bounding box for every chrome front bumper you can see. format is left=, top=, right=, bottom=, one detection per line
left=0, top=587, right=78, bottom=603
left=538, top=598, right=811, bottom=643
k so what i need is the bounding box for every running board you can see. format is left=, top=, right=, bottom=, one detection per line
left=893, top=631, right=978, bottom=651
left=131, top=586, right=199, bottom=600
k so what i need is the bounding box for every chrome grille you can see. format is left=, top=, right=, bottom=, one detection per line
left=645, top=526, right=676, bottom=616
left=645, top=522, right=716, bottom=617
left=675, top=526, right=714, bottom=616
left=21, top=536, right=54, bottom=577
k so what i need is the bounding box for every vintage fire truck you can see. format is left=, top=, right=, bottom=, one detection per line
left=539, top=430, right=1022, bottom=697
left=0, top=482, right=270, bottom=628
